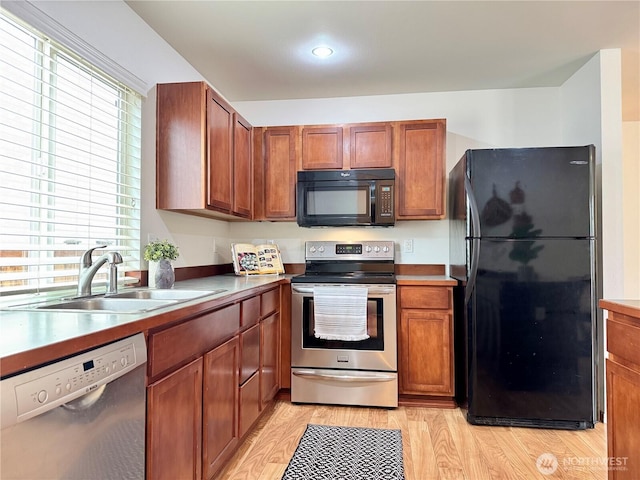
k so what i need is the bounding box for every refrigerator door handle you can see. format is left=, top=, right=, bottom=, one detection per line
left=466, top=238, right=480, bottom=305
left=464, top=173, right=481, bottom=305
left=465, top=174, right=481, bottom=237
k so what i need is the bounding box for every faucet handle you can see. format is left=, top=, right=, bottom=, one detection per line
left=80, top=244, right=108, bottom=267
left=107, top=252, right=123, bottom=264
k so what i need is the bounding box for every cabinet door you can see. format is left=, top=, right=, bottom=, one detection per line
left=262, top=127, right=297, bottom=219
left=207, top=89, right=233, bottom=213
left=147, top=358, right=203, bottom=480
left=202, top=336, right=239, bottom=480
left=349, top=123, right=392, bottom=168
left=261, top=312, right=280, bottom=406
left=395, top=119, right=446, bottom=219
left=156, top=82, right=207, bottom=211
left=302, top=126, right=343, bottom=169
left=399, top=309, right=453, bottom=395
left=233, top=113, right=252, bottom=218
left=240, top=323, right=260, bottom=384
left=239, top=372, right=261, bottom=438
left=606, top=359, right=640, bottom=480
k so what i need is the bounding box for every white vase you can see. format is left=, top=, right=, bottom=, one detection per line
left=154, top=259, right=175, bottom=289
left=148, top=260, right=175, bottom=288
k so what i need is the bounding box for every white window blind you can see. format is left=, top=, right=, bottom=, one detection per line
left=0, top=9, right=142, bottom=295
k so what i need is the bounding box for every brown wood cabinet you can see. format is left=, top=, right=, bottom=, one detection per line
left=260, top=312, right=280, bottom=406
left=254, top=119, right=443, bottom=221
left=394, top=119, right=446, bottom=219
left=254, top=126, right=297, bottom=220
left=600, top=300, right=640, bottom=480
left=146, top=285, right=282, bottom=480
left=203, top=337, right=240, bottom=479
left=302, top=126, right=343, bottom=169
left=300, top=122, right=392, bottom=170
left=147, top=358, right=203, bottom=480
left=398, top=284, right=454, bottom=402
left=233, top=114, right=252, bottom=217
left=156, top=82, right=252, bottom=220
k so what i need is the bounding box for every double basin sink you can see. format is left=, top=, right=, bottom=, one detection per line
left=10, top=288, right=227, bottom=314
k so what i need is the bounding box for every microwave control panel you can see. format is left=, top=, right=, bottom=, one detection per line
left=376, top=180, right=394, bottom=221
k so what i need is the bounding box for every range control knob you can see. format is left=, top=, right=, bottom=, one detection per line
left=374, top=246, right=380, bottom=253
left=365, top=246, right=372, bottom=253
left=309, top=246, right=317, bottom=253
left=383, top=246, right=390, bottom=253
left=37, top=390, right=48, bottom=404
left=318, top=246, right=325, bottom=253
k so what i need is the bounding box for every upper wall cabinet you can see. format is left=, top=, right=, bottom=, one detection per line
left=156, top=82, right=252, bottom=220
left=300, top=122, right=392, bottom=170
left=253, top=126, right=298, bottom=221
left=394, top=119, right=446, bottom=220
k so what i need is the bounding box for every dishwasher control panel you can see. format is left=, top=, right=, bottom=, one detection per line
left=1, top=333, right=147, bottom=426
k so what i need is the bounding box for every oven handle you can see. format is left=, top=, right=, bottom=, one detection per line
left=291, top=286, right=396, bottom=295
left=292, top=369, right=397, bottom=382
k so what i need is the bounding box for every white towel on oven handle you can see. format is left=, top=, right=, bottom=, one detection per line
left=313, top=286, right=369, bottom=341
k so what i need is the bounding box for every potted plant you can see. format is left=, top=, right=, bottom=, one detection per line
left=144, top=239, right=179, bottom=288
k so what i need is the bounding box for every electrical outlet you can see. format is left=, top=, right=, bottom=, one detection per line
left=403, top=239, right=414, bottom=253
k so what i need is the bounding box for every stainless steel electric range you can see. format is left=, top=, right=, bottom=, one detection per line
left=290, top=240, right=397, bottom=408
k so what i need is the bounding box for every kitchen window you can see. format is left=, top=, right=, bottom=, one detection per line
left=0, top=9, right=142, bottom=295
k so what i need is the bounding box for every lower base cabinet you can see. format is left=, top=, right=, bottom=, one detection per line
left=147, top=358, right=203, bottom=480
left=260, top=312, right=280, bottom=405
left=397, top=284, right=455, bottom=403
left=239, top=372, right=261, bottom=437
left=203, top=337, right=240, bottom=479
left=146, top=286, right=282, bottom=480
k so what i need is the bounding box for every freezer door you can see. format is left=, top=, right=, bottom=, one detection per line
left=467, top=238, right=596, bottom=427
left=466, top=146, right=595, bottom=238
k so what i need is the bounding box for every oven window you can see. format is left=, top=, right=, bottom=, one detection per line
left=302, top=297, right=384, bottom=350
left=306, top=186, right=369, bottom=216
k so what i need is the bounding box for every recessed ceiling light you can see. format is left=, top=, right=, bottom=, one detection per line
left=311, top=46, right=334, bottom=58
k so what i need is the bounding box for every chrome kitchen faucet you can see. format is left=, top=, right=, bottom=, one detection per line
left=77, top=245, right=123, bottom=297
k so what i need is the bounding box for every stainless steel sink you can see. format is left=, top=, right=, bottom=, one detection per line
left=7, top=289, right=227, bottom=313
left=33, top=297, right=178, bottom=313
left=108, top=288, right=226, bottom=301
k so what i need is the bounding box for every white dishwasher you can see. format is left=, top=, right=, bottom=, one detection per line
left=1, top=333, right=147, bottom=479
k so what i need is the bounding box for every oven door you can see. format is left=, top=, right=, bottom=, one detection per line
left=291, top=284, right=397, bottom=372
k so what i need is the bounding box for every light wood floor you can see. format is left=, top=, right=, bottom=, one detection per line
left=218, top=400, right=607, bottom=480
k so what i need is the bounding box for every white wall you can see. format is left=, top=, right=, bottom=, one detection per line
left=622, top=121, right=640, bottom=298
left=22, top=1, right=633, bottom=296
left=560, top=50, right=624, bottom=299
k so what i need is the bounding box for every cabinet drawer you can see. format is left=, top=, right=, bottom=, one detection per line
left=149, top=303, right=240, bottom=379
left=240, top=324, right=260, bottom=384
left=238, top=372, right=261, bottom=438
left=261, top=287, right=279, bottom=317
left=608, top=316, right=640, bottom=367
left=241, top=296, right=261, bottom=327
left=399, top=286, right=451, bottom=310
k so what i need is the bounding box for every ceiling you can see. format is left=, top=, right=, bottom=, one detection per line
left=126, top=1, right=640, bottom=121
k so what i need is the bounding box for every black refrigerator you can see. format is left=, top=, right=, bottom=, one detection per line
left=449, top=145, right=602, bottom=430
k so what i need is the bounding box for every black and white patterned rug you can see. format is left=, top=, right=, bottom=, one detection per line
left=282, top=424, right=405, bottom=480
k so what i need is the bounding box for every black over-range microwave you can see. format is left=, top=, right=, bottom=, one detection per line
left=296, top=168, right=395, bottom=227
